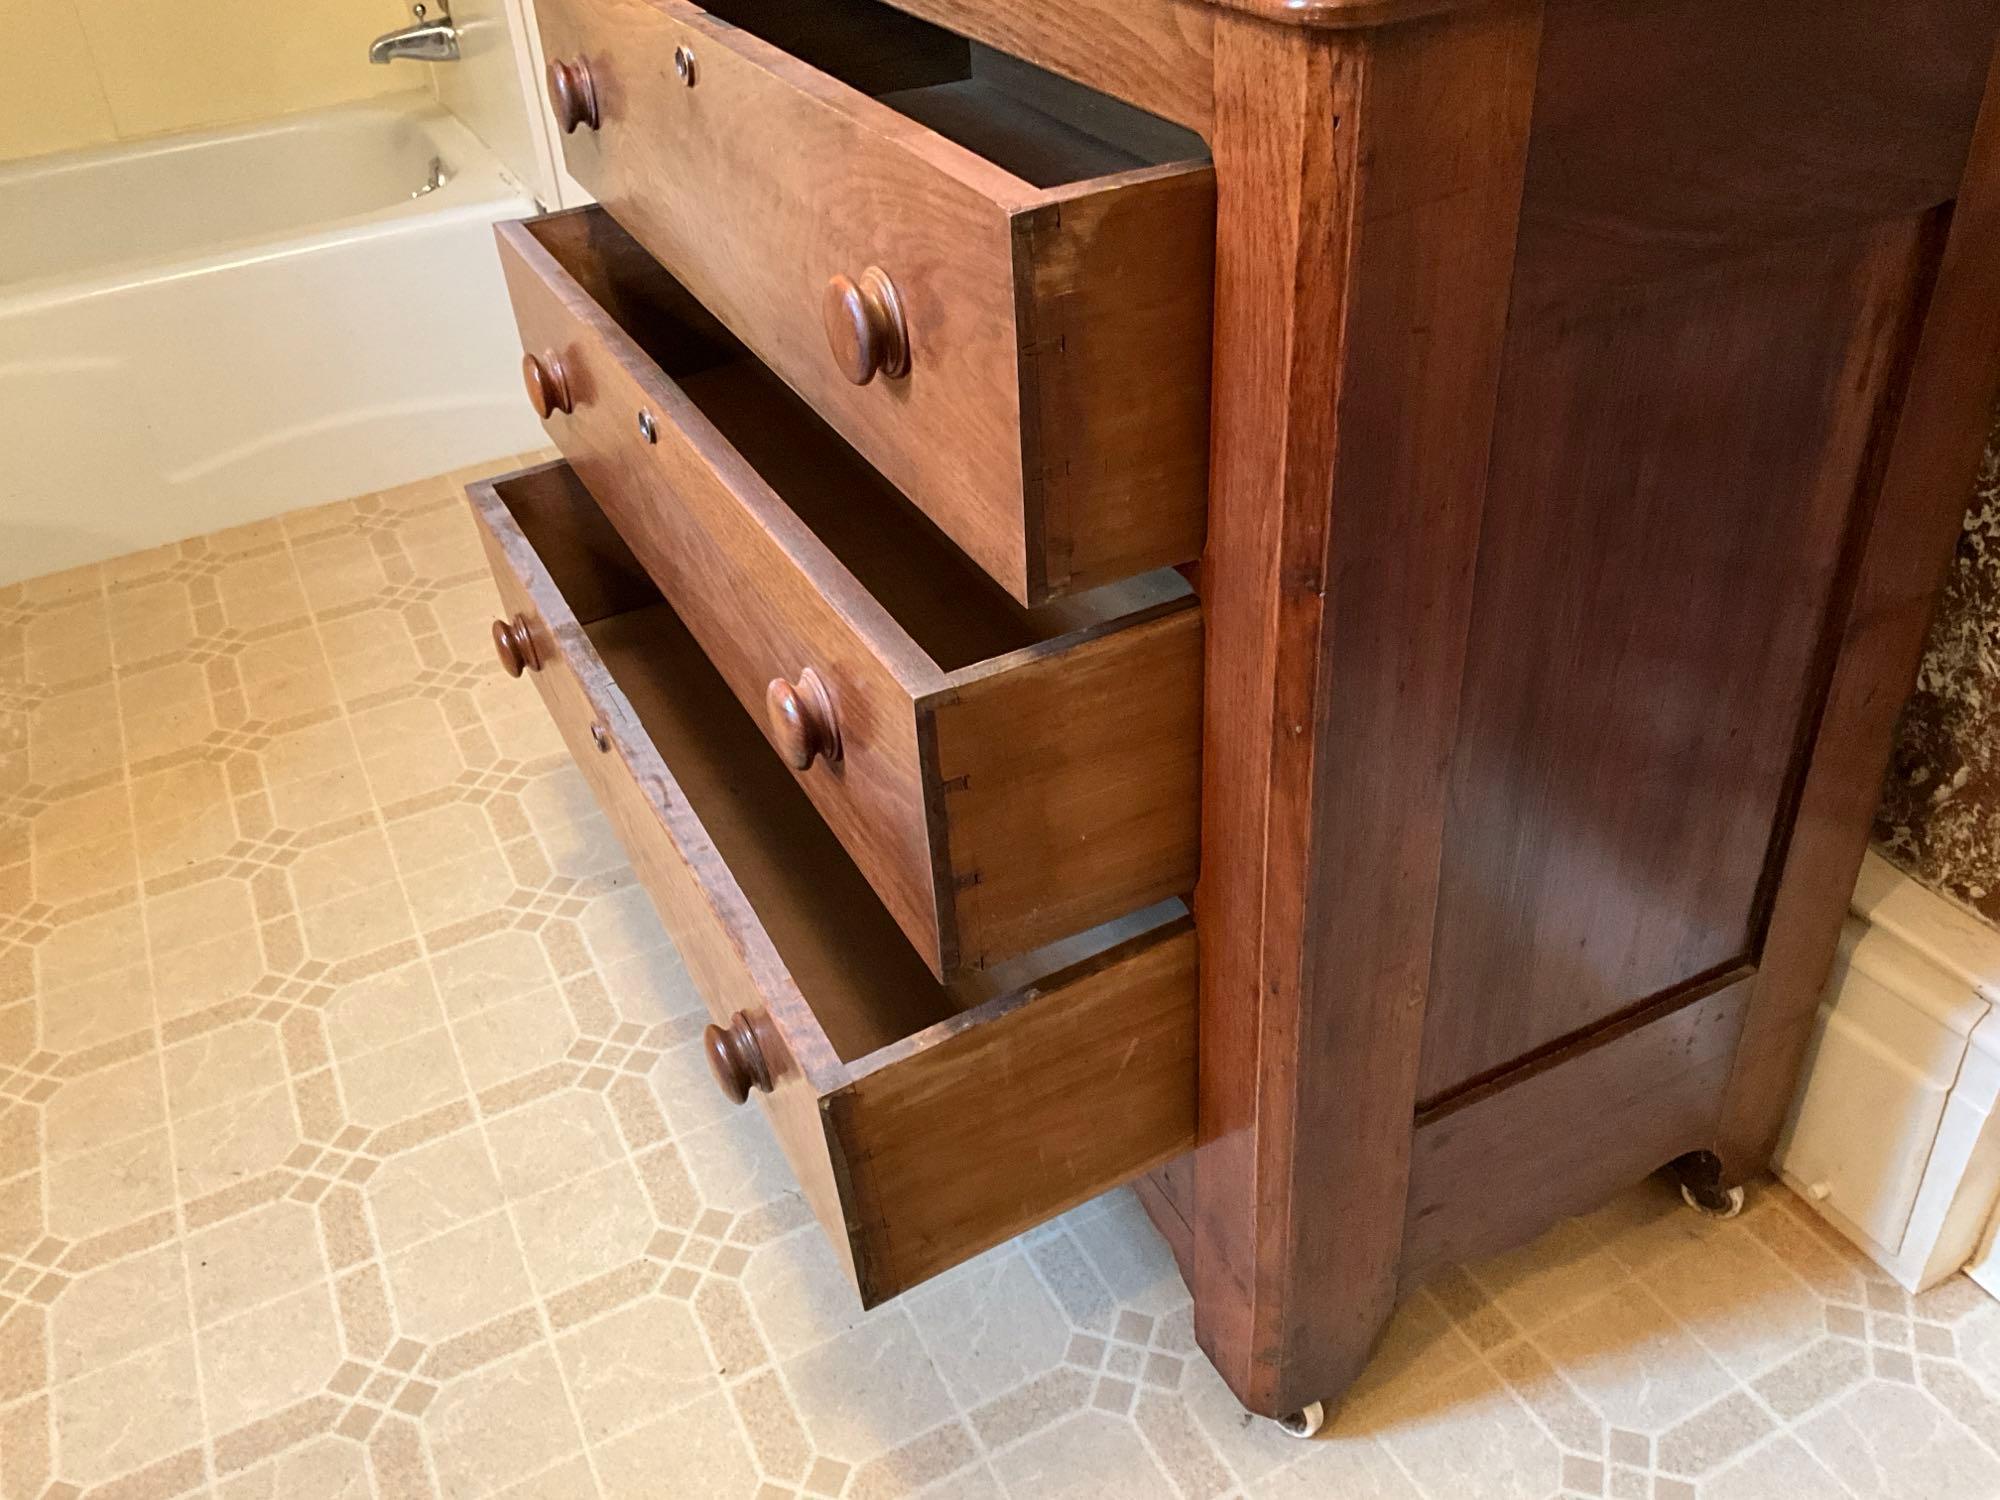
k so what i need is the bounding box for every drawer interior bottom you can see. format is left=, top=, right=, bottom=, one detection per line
left=529, top=209, right=1191, bottom=675
left=513, top=466, right=1174, bottom=1061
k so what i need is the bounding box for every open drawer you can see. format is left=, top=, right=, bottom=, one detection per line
left=468, top=461, right=1198, bottom=1303
left=497, top=208, right=1202, bottom=977
left=529, top=0, right=1214, bottom=604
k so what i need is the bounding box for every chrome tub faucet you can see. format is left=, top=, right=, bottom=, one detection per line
left=369, top=2, right=459, bottom=63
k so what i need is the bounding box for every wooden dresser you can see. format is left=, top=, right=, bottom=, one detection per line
left=466, top=0, right=2000, bottom=1428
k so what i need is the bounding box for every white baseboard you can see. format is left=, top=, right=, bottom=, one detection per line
left=1776, top=850, right=2000, bottom=1292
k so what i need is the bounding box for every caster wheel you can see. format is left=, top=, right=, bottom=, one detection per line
left=1680, top=1181, right=1745, bottom=1219
left=1277, top=1401, right=1326, bottom=1439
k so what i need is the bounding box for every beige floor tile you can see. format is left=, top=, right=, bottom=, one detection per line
left=164, top=1021, right=286, bottom=1119
left=106, top=580, right=195, bottom=668
left=908, top=1253, right=1072, bottom=1410
left=512, top=1160, right=655, bottom=1297
left=403, top=847, right=519, bottom=936
left=365, top=1127, right=504, bottom=1256
left=28, top=684, right=125, bottom=789
left=1647, top=1229, right=1826, bottom=1379
left=36, top=965, right=157, bottom=1055
left=453, top=987, right=577, bottom=1092
left=186, top=1200, right=327, bottom=1325
left=424, top=1345, right=588, bottom=1497
left=336, top=1025, right=464, bottom=1130
left=1537, top=1285, right=1736, bottom=1433
left=785, top=1313, right=956, bottom=1463
left=1249, top=1434, right=1421, bottom=1500
left=324, top=630, right=426, bottom=706
left=517, top=776, right=627, bottom=884
left=289, top=825, right=399, bottom=910
left=555, top=1295, right=714, bottom=1441
left=221, top=1433, right=372, bottom=1499
left=646, top=1036, right=745, bottom=1140
left=213, top=557, right=311, bottom=633
left=172, top=1083, right=300, bottom=1200
left=51, top=1334, right=203, bottom=1485
left=1365, top=1361, right=1561, bottom=1500
left=35, top=901, right=147, bottom=993
left=299, top=881, right=416, bottom=965
left=44, top=1125, right=173, bottom=1238
left=42, top=1054, right=165, bottom=1158
left=152, top=935, right=265, bottom=1024
left=49, top=1240, right=188, bottom=1382
left=325, top=961, right=449, bottom=1064
left=234, top=630, right=338, bottom=724
left=23, top=599, right=111, bottom=685
left=116, top=662, right=214, bottom=764
left=351, top=697, right=467, bottom=805
left=147, top=876, right=257, bottom=956
left=384, top=1209, right=533, bottom=1342
left=197, top=1281, right=344, bottom=1432
left=1702, top=1433, right=1851, bottom=1500
left=737, top=1228, right=876, bottom=1365
left=1798, top=1377, right=2000, bottom=1500
left=483, top=1091, right=624, bottom=1202
left=593, top=1388, right=758, bottom=1500
left=478, top=688, right=569, bottom=765
left=494, top=1454, right=600, bottom=1499
left=676, top=1110, right=802, bottom=1220
left=430, top=928, right=557, bottom=1021
left=292, top=532, right=390, bottom=616
left=0, top=1170, right=47, bottom=1258
left=20, top=560, right=105, bottom=603
left=992, top=1411, right=1173, bottom=1500
left=1067, top=1194, right=1193, bottom=1318
left=130, top=759, right=236, bottom=879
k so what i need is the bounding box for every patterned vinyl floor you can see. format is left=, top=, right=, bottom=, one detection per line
left=6, top=455, right=2000, bottom=1500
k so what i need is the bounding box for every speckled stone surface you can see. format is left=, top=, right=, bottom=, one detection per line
left=1878, top=411, right=2000, bottom=925
left=7, top=456, right=2000, bottom=1499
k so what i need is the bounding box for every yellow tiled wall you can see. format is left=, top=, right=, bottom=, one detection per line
left=0, top=0, right=418, bottom=163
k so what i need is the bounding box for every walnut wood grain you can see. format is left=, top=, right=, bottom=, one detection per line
left=545, top=56, right=598, bottom=131
left=1714, top=37, right=2000, bottom=1183
left=703, top=1012, right=773, bottom=1104
left=1189, top=4, right=1544, bottom=1418
left=467, top=461, right=1197, bottom=1303
left=496, top=210, right=1200, bottom=976
left=1401, top=973, right=1754, bottom=1284
left=1194, top=0, right=1485, bottom=30
left=529, top=0, right=1212, bottom=603
left=880, top=0, right=1213, bottom=129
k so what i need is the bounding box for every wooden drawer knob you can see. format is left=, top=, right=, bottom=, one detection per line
left=823, top=268, right=909, bottom=385
left=765, top=668, right=840, bottom=770
left=703, top=1012, right=772, bottom=1104
left=491, top=614, right=540, bottom=677
left=547, top=58, right=599, bottom=133
left=522, top=351, right=572, bottom=419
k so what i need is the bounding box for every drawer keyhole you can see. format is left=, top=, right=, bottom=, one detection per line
left=823, top=268, right=909, bottom=385
left=765, top=668, right=841, bottom=770
left=547, top=58, right=599, bottom=133
left=704, top=1012, right=772, bottom=1104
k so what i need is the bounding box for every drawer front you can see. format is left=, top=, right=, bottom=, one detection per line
left=467, top=462, right=1197, bottom=1302
left=530, top=0, right=1212, bottom=604
left=497, top=211, right=1203, bottom=977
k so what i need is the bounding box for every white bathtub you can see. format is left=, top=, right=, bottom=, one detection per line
left=0, top=94, right=546, bottom=583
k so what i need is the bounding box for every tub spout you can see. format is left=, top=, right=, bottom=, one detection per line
left=369, top=2, right=458, bottom=62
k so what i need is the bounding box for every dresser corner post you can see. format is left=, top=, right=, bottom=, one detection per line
left=1187, top=0, right=1545, bottom=1419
